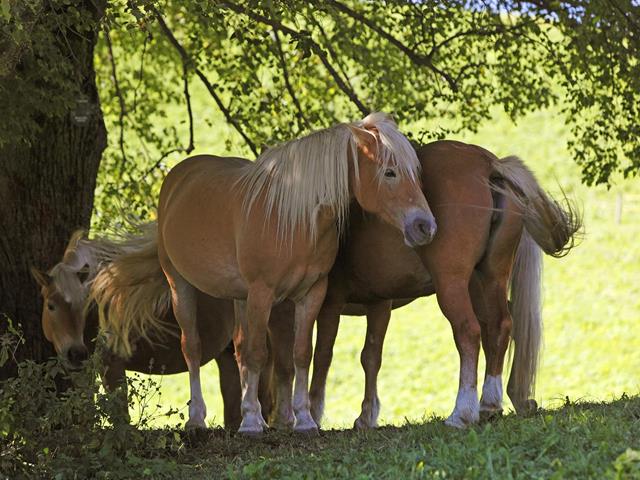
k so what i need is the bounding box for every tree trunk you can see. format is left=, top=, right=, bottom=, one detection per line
left=0, top=1, right=107, bottom=379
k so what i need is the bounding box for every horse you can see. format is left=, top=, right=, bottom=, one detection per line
left=31, top=226, right=247, bottom=429
left=306, top=140, right=582, bottom=429
left=157, top=112, right=434, bottom=435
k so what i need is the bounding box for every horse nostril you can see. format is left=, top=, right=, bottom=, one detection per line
left=67, top=346, right=88, bottom=366
left=412, top=216, right=437, bottom=244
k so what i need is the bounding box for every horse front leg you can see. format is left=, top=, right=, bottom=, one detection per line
left=237, top=286, right=274, bottom=435
left=354, top=299, right=392, bottom=430
left=435, top=274, right=481, bottom=428
left=293, top=277, right=328, bottom=435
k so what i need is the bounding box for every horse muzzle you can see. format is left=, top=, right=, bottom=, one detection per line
left=403, top=210, right=437, bottom=247
left=64, top=345, right=89, bottom=368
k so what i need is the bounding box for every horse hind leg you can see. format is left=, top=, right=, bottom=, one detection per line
left=309, top=298, right=344, bottom=426
left=472, top=272, right=511, bottom=421
left=293, top=277, right=329, bottom=435
left=164, top=268, right=207, bottom=429
left=214, top=342, right=242, bottom=431
left=354, top=300, right=392, bottom=430
left=435, top=274, right=482, bottom=428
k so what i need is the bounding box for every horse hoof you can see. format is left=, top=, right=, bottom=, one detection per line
left=185, top=419, right=207, bottom=430
left=270, top=419, right=294, bottom=431
left=294, top=425, right=319, bottom=437
left=238, top=424, right=265, bottom=437
left=522, top=399, right=538, bottom=415
left=444, top=415, right=467, bottom=429
left=479, top=408, right=503, bottom=423
left=353, top=417, right=376, bottom=430
left=444, top=410, right=478, bottom=429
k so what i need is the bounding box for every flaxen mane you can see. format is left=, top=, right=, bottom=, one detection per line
left=238, top=112, right=420, bottom=241
left=90, top=223, right=172, bottom=358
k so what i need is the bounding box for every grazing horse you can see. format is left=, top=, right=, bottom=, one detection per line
left=31, top=227, right=246, bottom=429
left=307, top=140, right=582, bottom=429
left=157, top=112, right=434, bottom=435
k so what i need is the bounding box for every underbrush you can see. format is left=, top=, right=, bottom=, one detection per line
left=0, top=325, right=186, bottom=479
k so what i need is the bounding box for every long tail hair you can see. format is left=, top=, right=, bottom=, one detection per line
left=491, top=156, right=582, bottom=412
left=90, top=223, right=172, bottom=359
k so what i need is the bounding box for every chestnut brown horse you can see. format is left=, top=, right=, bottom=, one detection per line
left=31, top=227, right=246, bottom=429
left=157, top=112, right=434, bottom=435
left=306, top=140, right=581, bottom=429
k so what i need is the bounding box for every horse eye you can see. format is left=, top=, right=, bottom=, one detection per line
left=47, top=303, right=55, bottom=312
left=384, top=168, right=397, bottom=178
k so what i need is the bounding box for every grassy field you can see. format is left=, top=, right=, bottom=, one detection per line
left=129, top=105, right=640, bottom=432
left=92, top=395, right=640, bottom=478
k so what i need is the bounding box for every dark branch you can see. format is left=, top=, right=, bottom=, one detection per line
left=307, top=14, right=357, bottom=96
left=273, top=28, right=311, bottom=132
left=182, top=60, right=195, bottom=155
left=220, top=1, right=370, bottom=116
left=151, top=6, right=259, bottom=157
left=327, top=0, right=459, bottom=92
left=103, top=26, right=128, bottom=173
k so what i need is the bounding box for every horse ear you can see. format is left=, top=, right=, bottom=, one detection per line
left=31, top=267, right=52, bottom=288
left=349, top=125, right=379, bottom=161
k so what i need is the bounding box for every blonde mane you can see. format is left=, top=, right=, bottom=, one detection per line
left=238, top=112, right=420, bottom=241
left=89, top=223, right=173, bottom=359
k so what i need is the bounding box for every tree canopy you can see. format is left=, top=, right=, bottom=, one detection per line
left=2, top=0, right=639, bottom=225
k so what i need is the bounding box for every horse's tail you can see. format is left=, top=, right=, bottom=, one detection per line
left=491, top=156, right=582, bottom=258
left=507, top=228, right=542, bottom=413
left=490, top=156, right=582, bottom=412
left=90, top=222, right=172, bottom=359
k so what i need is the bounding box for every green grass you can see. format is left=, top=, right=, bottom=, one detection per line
left=133, top=104, right=640, bottom=431
left=104, top=396, right=640, bottom=478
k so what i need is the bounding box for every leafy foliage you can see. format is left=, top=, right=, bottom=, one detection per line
left=0, top=0, right=99, bottom=147
left=0, top=326, right=185, bottom=479
left=87, top=0, right=638, bottom=229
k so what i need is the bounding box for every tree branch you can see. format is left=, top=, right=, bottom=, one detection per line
left=307, top=14, right=357, bottom=96
left=182, top=59, right=195, bottom=155
left=150, top=5, right=259, bottom=157
left=220, top=1, right=370, bottom=116
left=327, top=0, right=459, bottom=92
left=103, top=26, right=128, bottom=173
left=273, top=28, right=311, bottom=132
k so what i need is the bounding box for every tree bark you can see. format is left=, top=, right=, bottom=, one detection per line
left=0, top=1, right=107, bottom=379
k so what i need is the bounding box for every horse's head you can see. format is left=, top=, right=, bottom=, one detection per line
left=349, top=113, right=436, bottom=247
left=32, top=266, right=89, bottom=367
left=30, top=231, right=96, bottom=368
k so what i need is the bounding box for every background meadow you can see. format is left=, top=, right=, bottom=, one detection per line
left=110, top=86, right=640, bottom=429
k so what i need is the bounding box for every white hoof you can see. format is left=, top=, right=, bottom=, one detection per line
left=444, top=405, right=480, bottom=429
left=185, top=418, right=207, bottom=430
left=239, top=412, right=267, bottom=436
left=294, top=411, right=319, bottom=435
